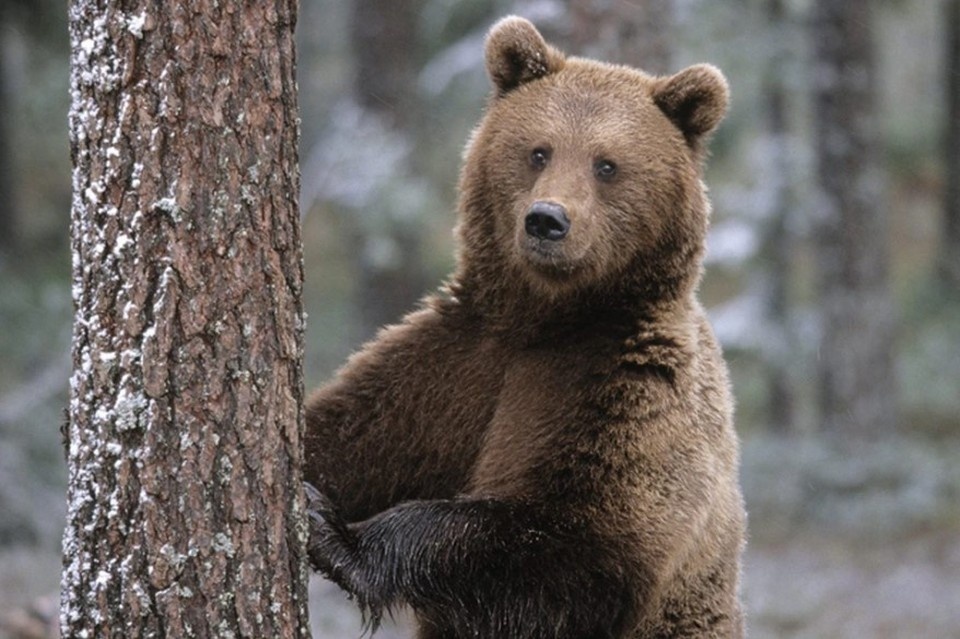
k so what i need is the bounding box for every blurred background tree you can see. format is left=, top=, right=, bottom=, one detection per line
left=810, top=0, right=898, bottom=438
left=942, top=0, right=960, bottom=294
left=343, top=0, right=431, bottom=340
left=0, top=0, right=69, bottom=257
left=2, top=0, right=959, bottom=637
left=567, top=0, right=673, bottom=73
left=0, top=4, right=16, bottom=254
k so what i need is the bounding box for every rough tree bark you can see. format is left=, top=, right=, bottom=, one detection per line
left=568, top=0, right=673, bottom=74
left=941, top=0, right=960, bottom=292
left=810, top=0, right=898, bottom=437
left=348, top=0, right=427, bottom=341
left=62, top=1, right=309, bottom=637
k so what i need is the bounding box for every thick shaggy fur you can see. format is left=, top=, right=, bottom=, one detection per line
left=305, top=16, right=746, bottom=638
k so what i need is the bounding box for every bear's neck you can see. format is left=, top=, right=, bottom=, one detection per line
left=448, top=255, right=701, bottom=344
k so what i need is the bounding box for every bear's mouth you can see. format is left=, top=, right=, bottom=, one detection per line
left=520, top=237, right=582, bottom=278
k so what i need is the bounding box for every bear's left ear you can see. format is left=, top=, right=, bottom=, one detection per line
left=485, top=16, right=565, bottom=96
left=653, top=64, right=729, bottom=145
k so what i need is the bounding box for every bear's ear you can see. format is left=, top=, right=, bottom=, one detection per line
left=653, top=64, right=729, bottom=145
left=484, top=16, right=565, bottom=96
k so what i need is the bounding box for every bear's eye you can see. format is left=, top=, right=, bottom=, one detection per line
left=594, top=159, right=618, bottom=181
left=529, top=147, right=550, bottom=170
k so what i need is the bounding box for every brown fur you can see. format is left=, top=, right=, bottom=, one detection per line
left=305, top=16, right=745, bottom=638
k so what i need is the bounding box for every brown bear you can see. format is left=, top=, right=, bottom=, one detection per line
left=304, top=15, right=746, bottom=639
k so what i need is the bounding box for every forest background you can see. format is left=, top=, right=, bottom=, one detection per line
left=1, top=0, right=959, bottom=637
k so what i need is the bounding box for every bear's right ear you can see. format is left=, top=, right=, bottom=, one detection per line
left=653, top=64, right=729, bottom=147
left=484, top=16, right=565, bottom=96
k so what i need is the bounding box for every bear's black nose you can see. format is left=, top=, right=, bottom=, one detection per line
left=525, top=201, right=570, bottom=241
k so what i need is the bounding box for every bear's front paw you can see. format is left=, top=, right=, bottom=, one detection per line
left=304, top=483, right=387, bottom=627
left=304, top=483, right=358, bottom=587
left=304, top=482, right=350, bottom=539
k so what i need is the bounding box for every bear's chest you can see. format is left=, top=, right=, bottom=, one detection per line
left=467, top=341, right=631, bottom=499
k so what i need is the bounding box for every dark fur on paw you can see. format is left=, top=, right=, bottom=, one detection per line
left=303, top=482, right=385, bottom=629
left=304, top=482, right=352, bottom=542
left=304, top=482, right=354, bottom=577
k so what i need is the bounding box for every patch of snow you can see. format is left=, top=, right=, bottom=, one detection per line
left=122, top=301, right=138, bottom=322
left=116, top=390, right=146, bottom=432
left=212, top=533, right=235, bottom=556
left=126, top=11, right=147, bottom=39
left=153, top=196, right=180, bottom=222
left=113, top=232, right=134, bottom=257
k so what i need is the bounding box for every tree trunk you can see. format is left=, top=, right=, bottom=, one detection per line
left=348, top=0, right=427, bottom=340
left=568, top=0, right=673, bottom=74
left=760, top=0, right=797, bottom=433
left=941, top=0, right=960, bottom=292
left=351, top=0, right=419, bottom=127
left=0, top=13, right=17, bottom=254
left=810, top=0, right=898, bottom=437
left=62, top=1, right=309, bottom=637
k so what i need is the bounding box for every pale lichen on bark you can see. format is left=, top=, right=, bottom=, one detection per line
left=63, top=0, right=308, bottom=637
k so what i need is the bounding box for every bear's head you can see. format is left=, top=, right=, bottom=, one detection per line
left=453, top=16, right=728, bottom=326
